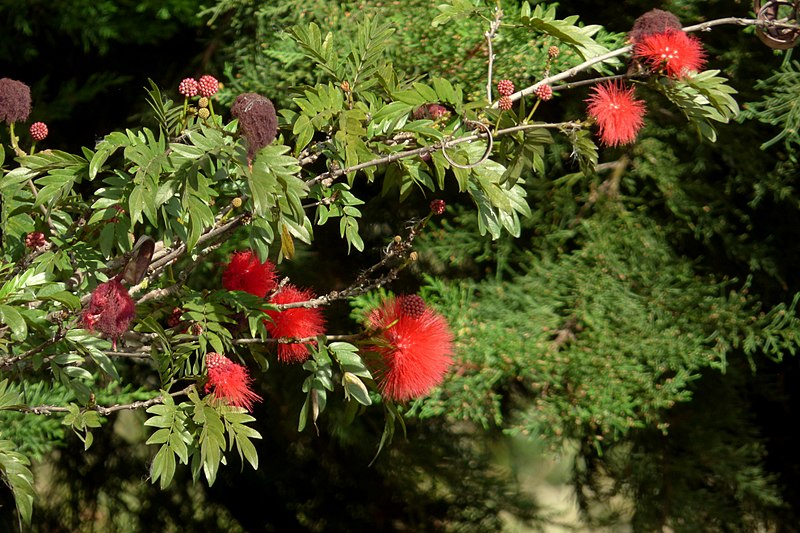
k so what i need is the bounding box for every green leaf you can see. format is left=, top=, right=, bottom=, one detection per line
left=0, top=440, right=35, bottom=525
left=343, top=372, right=372, bottom=406
left=0, top=304, right=27, bottom=341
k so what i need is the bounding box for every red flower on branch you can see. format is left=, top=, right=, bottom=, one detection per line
left=634, top=30, right=706, bottom=79
left=222, top=250, right=278, bottom=298
left=366, top=295, right=454, bottom=402
left=82, top=277, right=136, bottom=349
left=205, top=352, right=262, bottom=412
left=264, top=285, right=326, bottom=363
left=586, top=81, right=647, bottom=147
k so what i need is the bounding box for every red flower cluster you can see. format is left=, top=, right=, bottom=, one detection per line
left=586, top=81, right=647, bottom=147
left=82, top=277, right=136, bottom=349
left=264, top=285, right=326, bottom=363
left=205, top=352, right=262, bottom=412
left=366, top=295, right=454, bottom=402
left=430, top=199, right=446, bottom=215
left=634, top=29, right=706, bottom=79
left=177, top=75, right=219, bottom=98
left=412, top=103, right=449, bottom=121
left=498, top=96, right=513, bottom=111
left=222, top=250, right=278, bottom=298
left=24, top=231, right=46, bottom=249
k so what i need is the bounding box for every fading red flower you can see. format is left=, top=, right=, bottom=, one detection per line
left=628, top=9, right=683, bottom=44
left=205, top=352, right=262, bottom=412
left=264, top=285, right=326, bottom=363
left=586, top=81, right=647, bottom=147
left=82, top=277, right=136, bottom=349
left=366, top=295, right=454, bottom=402
left=222, top=250, right=278, bottom=298
left=634, top=30, right=706, bottom=79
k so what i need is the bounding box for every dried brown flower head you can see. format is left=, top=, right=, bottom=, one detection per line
left=628, top=9, right=683, bottom=44
left=230, top=93, right=278, bottom=162
left=0, top=78, right=32, bottom=124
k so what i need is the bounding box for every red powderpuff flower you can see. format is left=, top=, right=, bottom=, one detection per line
left=82, top=277, right=136, bottom=349
left=222, top=250, right=278, bottom=298
left=366, top=295, right=454, bottom=402
left=586, top=81, right=647, bottom=147
left=205, top=352, right=262, bottom=412
left=264, top=285, right=326, bottom=363
left=634, top=30, right=706, bottom=79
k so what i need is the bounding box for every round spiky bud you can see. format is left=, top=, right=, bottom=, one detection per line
left=498, top=96, right=513, bottom=111
left=535, top=84, right=553, bottom=101
left=496, top=79, right=515, bottom=96
left=29, top=121, right=48, bottom=141
left=198, top=97, right=209, bottom=108
left=178, top=78, right=198, bottom=98
left=400, top=294, right=426, bottom=319
left=340, top=80, right=351, bottom=92
left=197, top=75, right=219, bottom=98
left=231, top=197, right=243, bottom=208
left=197, top=108, right=210, bottom=120
left=191, top=322, right=204, bottom=336
left=430, top=199, right=446, bottom=215
left=24, top=231, right=46, bottom=249
left=548, top=45, right=560, bottom=58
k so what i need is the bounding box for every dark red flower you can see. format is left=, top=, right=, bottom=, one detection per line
left=412, top=103, right=449, bottom=121
left=222, top=250, right=278, bottom=298
left=586, top=81, right=647, bottom=147
left=230, top=93, right=278, bottom=162
left=264, top=285, right=326, bottom=363
left=366, top=295, right=454, bottom=402
left=0, top=78, right=31, bottom=124
left=82, top=278, right=136, bottom=349
left=634, top=30, right=706, bottom=79
left=24, top=231, right=46, bottom=249
left=430, top=199, right=446, bottom=215
left=205, top=352, right=262, bottom=412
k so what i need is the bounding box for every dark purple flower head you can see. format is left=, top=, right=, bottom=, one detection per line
left=0, top=78, right=32, bottom=124
left=629, top=9, right=683, bottom=43
left=230, top=93, right=278, bottom=162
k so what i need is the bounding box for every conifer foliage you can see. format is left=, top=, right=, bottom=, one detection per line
left=1, top=0, right=799, bottom=529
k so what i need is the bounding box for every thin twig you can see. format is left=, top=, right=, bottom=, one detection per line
left=485, top=5, right=504, bottom=103
left=17, top=385, right=195, bottom=416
